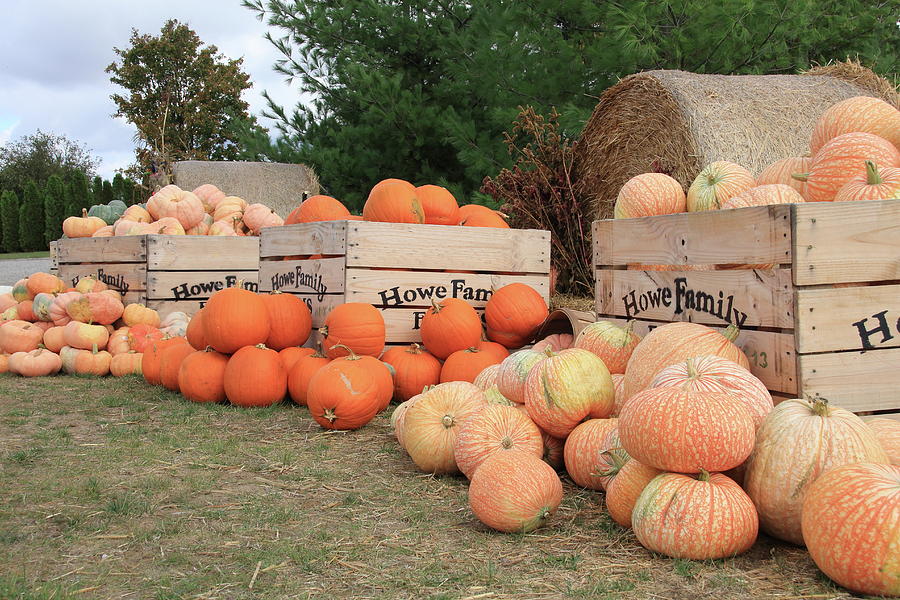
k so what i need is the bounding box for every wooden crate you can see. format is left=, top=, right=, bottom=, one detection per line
left=258, top=220, right=551, bottom=345
left=593, top=198, right=900, bottom=415
left=56, top=236, right=260, bottom=317
left=49, top=241, right=58, bottom=275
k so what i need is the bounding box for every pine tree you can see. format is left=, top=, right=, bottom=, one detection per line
left=91, top=176, right=103, bottom=203
left=66, top=171, right=92, bottom=216
left=43, top=174, right=66, bottom=244
left=100, top=180, right=115, bottom=205
left=112, top=173, right=127, bottom=202
left=0, top=190, right=20, bottom=253
left=19, top=180, right=45, bottom=251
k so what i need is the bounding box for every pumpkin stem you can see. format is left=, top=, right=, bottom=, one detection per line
left=864, top=160, right=883, bottom=185
left=810, top=396, right=831, bottom=417
left=81, top=208, right=88, bottom=218
left=542, top=347, right=556, bottom=358
left=406, top=343, right=423, bottom=355
left=698, top=469, right=711, bottom=482
left=722, top=324, right=740, bottom=342
left=330, top=343, right=359, bottom=360
left=430, top=298, right=443, bottom=313
left=440, top=414, right=454, bottom=428
left=684, top=357, right=699, bottom=379
left=311, top=341, right=327, bottom=359
left=91, top=343, right=99, bottom=354
left=500, top=436, right=513, bottom=449
left=594, top=448, right=629, bottom=478
left=254, top=343, right=269, bottom=350
left=791, top=172, right=809, bottom=182
left=322, top=408, right=338, bottom=423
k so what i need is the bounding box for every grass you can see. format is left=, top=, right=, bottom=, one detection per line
left=0, top=250, right=50, bottom=260
left=0, top=374, right=860, bottom=600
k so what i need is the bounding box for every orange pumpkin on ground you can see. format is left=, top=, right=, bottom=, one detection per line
left=143, top=337, right=190, bottom=386
left=203, top=286, right=270, bottom=354
left=158, top=342, right=197, bottom=391
left=834, top=160, right=900, bottom=202
left=286, top=346, right=331, bottom=406
left=110, top=351, right=143, bottom=377
left=420, top=298, right=482, bottom=360
left=306, top=348, right=384, bottom=429
left=454, top=404, right=543, bottom=479
left=0, top=321, right=44, bottom=354
left=800, top=132, right=900, bottom=202
left=363, top=179, right=424, bottom=224
left=562, top=418, right=620, bottom=490
left=128, top=324, right=164, bottom=353
left=540, top=430, right=565, bottom=470
left=440, top=347, right=502, bottom=383
left=381, top=343, right=442, bottom=401
left=223, top=344, right=287, bottom=407
left=285, top=195, right=351, bottom=224
left=178, top=348, right=229, bottom=403
left=686, top=161, right=755, bottom=211
left=279, top=346, right=315, bottom=374
left=42, top=326, right=67, bottom=354
left=26, top=272, right=64, bottom=297
left=107, top=327, right=133, bottom=356
left=415, top=185, right=459, bottom=225
left=810, top=96, right=900, bottom=154
left=574, top=321, right=640, bottom=375
left=605, top=459, right=662, bottom=528
left=614, top=173, right=686, bottom=218
left=9, top=348, right=62, bottom=377
left=185, top=308, right=207, bottom=350
left=63, top=321, right=109, bottom=351
left=262, top=292, right=312, bottom=350
left=319, top=302, right=385, bottom=359
left=468, top=450, right=563, bottom=533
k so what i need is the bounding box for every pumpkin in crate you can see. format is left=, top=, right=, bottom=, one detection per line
left=440, top=347, right=503, bottom=383
left=495, top=349, right=545, bottom=404
left=756, top=156, right=812, bottom=199
left=66, top=292, right=124, bottom=325
left=91, top=226, right=113, bottom=238
left=285, top=195, right=351, bottom=224
left=800, top=132, right=900, bottom=202
left=9, top=348, right=62, bottom=377
left=381, top=343, right=442, bottom=401
left=306, top=348, right=385, bottom=428
left=484, top=283, right=548, bottom=348
left=193, top=184, right=226, bottom=213
left=147, top=217, right=186, bottom=236
left=143, top=336, right=189, bottom=386
left=74, top=276, right=107, bottom=294
left=178, top=348, right=229, bottom=403
left=460, top=210, right=509, bottom=228
left=454, top=404, right=544, bottom=479
left=110, top=351, right=143, bottom=376
left=720, top=184, right=805, bottom=209
left=223, top=344, right=287, bottom=407
left=207, top=219, right=239, bottom=236
left=243, top=203, right=284, bottom=234
left=363, top=179, right=424, bottom=224
left=262, top=292, right=312, bottom=350
left=158, top=342, right=197, bottom=391
left=469, top=450, right=563, bottom=533
left=420, top=298, right=482, bottom=360
left=801, top=462, right=900, bottom=597
left=26, top=272, right=64, bottom=297
left=574, top=321, right=640, bottom=375
left=0, top=321, right=44, bottom=354
left=63, top=209, right=106, bottom=238
left=810, top=96, right=900, bottom=153
left=743, top=398, right=889, bottom=545
left=614, top=172, right=686, bottom=219
left=632, top=471, right=758, bottom=559
left=686, top=161, right=755, bottom=211
left=286, top=346, right=330, bottom=405
left=203, top=286, right=270, bottom=354
left=213, top=196, right=248, bottom=224
left=319, top=303, right=384, bottom=359
left=122, top=204, right=152, bottom=223
left=87, top=199, right=127, bottom=224
left=146, top=185, right=204, bottom=229
left=416, top=185, right=459, bottom=225
left=866, top=418, right=900, bottom=465
left=563, top=418, right=622, bottom=491
left=834, top=160, right=900, bottom=202
left=605, top=459, right=662, bottom=528
left=186, top=214, right=214, bottom=236
left=122, top=304, right=160, bottom=328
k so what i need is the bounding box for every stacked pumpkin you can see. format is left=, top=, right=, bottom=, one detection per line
left=63, top=183, right=285, bottom=239
left=0, top=272, right=174, bottom=377
left=614, top=96, right=900, bottom=224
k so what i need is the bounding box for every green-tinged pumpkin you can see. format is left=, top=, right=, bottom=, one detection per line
left=87, top=199, right=127, bottom=224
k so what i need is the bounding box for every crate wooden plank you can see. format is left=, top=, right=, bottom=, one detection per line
left=57, top=236, right=146, bottom=264
left=259, top=221, right=349, bottom=258
left=601, top=317, right=797, bottom=395
left=793, top=199, right=900, bottom=286
left=146, top=236, right=260, bottom=271
left=860, top=412, right=900, bottom=422
left=146, top=271, right=260, bottom=300
left=121, top=292, right=148, bottom=306
left=58, top=264, right=147, bottom=295
left=283, top=293, right=345, bottom=328
left=795, top=284, right=900, bottom=354
left=593, top=205, right=792, bottom=267
left=345, top=222, right=550, bottom=273
left=595, top=268, right=793, bottom=328
left=345, top=269, right=550, bottom=308
left=257, top=258, right=346, bottom=294
left=380, top=307, right=485, bottom=343
left=798, top=347, right=900, bottom=412
left=147, top=300, right=206, bottom=318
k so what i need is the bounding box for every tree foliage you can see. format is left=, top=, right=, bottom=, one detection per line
left=44, top=175, right=66, bottom=245
left=0, top=130, right=99, bottom=197
left=66, top=171, right=92, bottom=218
left=0, top=190, right=20, bottom=253
left=242, top=0, right=899, bottom=209
left=19, top=181, right=45, bottom=251
left=107, top=19, right=255, bottom=188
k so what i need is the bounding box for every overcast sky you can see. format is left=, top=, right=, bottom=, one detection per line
left=0, top=1, right=305, bottom=178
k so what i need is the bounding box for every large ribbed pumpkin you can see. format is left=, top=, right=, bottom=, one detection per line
left=614, top=173, right=686, bottom=219
left=262, top=292, right=312, bottom=350
left=686, top=161, right=755, bottom=211
left=223, top=344, right=287, bottom=407
left=801, top=132, right=900, bottom=203
left=605, top=459, right=662, bottom=528
left=203, top=287, right=270, bottom=354
left=285, top=195, right=350, bottom=224
left=810, top=96, right=900, bottom=154
left=623, top=322, right=748, bottom=401
left=619, top=386, right=754, bottom=473
left=743, top=398, right=889, bottom=545
left=362, top=179, right=424, bottom=223
left=720, top=184, right=805, bottom=209
left=320, top=302, right=385, bottom=359
left=381, top=343, right=441, bottom=401
left=562, top=418, right=620, bottom=490
left=306, top=350, right=384, bottom=429
left=650, top=356, right=773, bottom=429
left=484, top=283, right=548, bottom=348
left=756, top=156, right=812, bottom=199
left=454, top=404, right=543, bottom=479
left=524, top=349, right=615, bottom=438
left=632, top=471, right=758, bottom=559
left=573, top=321, right=640, bottom=375
left=468, top=450, right=563, bottom=533
left=416, top=184, right=459, bottom=225
left=801, top=462, right=900, bottom=597
left=419, top=298, right=482, bottom=360
left=834, top=160, right=900, bottom=202
left=178, top=348, right=229, bottom=403
left=867, top=418, right=900, bottom=465
left=495, top=349, right=545, bottom=404
left=401, top=381, right=485, bottom=474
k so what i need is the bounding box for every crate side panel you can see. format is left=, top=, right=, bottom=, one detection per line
left=595, top=268, right=793, bottom=328
left=345, top=222, right=550, bottom=273
left=799, top=347, right=900, bottom=412
left=146, top=236, right=260, bottom=271
left=592, top=205, right=792, bottom=267
left=146, top=271, right=260, bottom=300
left=57, top=236, right=146, bottom=264
left=58, top=264, right=147, bottom=295
left=283, top=293, right=345, bottom=328
left=259, top=222, right=348, bottom=258
left=795, top=284, right=900, bottom=353
left=257, top=258, right=346, bottom=294
left=793, top=199, right=900, bottom=286
left=147, top=300, right=206, bottom=318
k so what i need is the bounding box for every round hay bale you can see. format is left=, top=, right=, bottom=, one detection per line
left=574, top=64, right=899, bottom=220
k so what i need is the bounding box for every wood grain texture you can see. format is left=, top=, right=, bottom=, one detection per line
left=799, top=347, right=900, bottom=412
left=259, top=221, right=348, bottom=258
left=59, top=264, right=147, bottom=294
left=146, top=236, right=259, bottom=270
left=795, top=284, right=900, bottom=353
left=257, top=258, right=346, bottom=294
left=57, top=236, right=146, bottom=264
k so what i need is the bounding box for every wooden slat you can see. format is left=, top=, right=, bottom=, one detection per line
left=345, top=269, right=550, bottom=308
left=146, top=300, right=206, bottom=318
left=57, top=236, right=146, bottom=264
left=259, top=221, right=348, bottom=258
left=601, top=317, right=797, bottom=395
left=594, top=268, right=793, bottom=328
left=146, top=236, right=259, bottom=271
left=121, top=292, right=147, bottom=306
left=860, top=412, right=900, bottom=422
left=793, top=199, right=900, bottom=286
left=146, top=271, right=260, bottom=300
left=795, top=284, right=900, bottom=354
left=380, top=307, right=485, bottom=344
left=799, top=347, right=900, bottom=413
left=593, top=205, right=792, bottom=267
left=257, top=258, right=346, bottom=294
left=58, top=264, right=146, bottom=295
left=281, top=293, right=345, bottom=328
left=345, top=222, right=550, bottom=273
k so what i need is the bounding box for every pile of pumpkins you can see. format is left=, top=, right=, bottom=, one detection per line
left=390, top=316, right=900, bottom=598
left=614, top=95, right=900, bottom=221
left=0, top=272, right=187, bottom=377
left=62, top=179, right=511, bottom=240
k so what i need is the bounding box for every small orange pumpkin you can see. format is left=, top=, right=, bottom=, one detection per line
left=381, top=343, right=442, bottom=401
left=319, top=303, right=385, bottom=359
left=63, top=209, right=106, bottom=238
left=420, top=298, right=482, bottom=360
left=362, top=179, right=424, bottom=224
left=306, top=348, right=384, bottom=429
left=178, top=348, right=229, bottom=403
left=416, top=185, right=459, bottom=225
left=110, top=351, right=143, bottom=376
left=484, top=284, right=548, bottom=348
left=614, top=173, right=686, bottom=219
left=285, top=195, right=351, bottom=224
left=223, top=344, right=287, bottom=407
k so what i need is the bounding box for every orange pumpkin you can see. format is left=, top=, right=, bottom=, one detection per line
left=415, top=185, right=459, bottom=225
left=63, top=209, right=106, bottom=238
left=92, top=225, right=114, bottom=237
left=286, top=346, right=330, bottom=406
left=42, top=326, right=67, bottom=354
left=110, top=351, right=143, bottom=376
left=66, top=292, right=124, bottom=325
left=0, top=293, right=15, bottom=313
left=801, top=462, right=900, bottom=596
left=122, top=303, right=160, bottom=328
left=810, top=96, right=900, bottom=154
left=178, top=348, right=229, bottom=403
left=756, top=156, right=812, bottom=199
left=686, top=161, right=755, bottom=211
left=614, top=173, right=686, bottom=218
left=243, top=203, right=284, bottom=234
left=306, top=349, right=384, bottom=429
left=475, top=340, right=510, bottom=362
left=62, top=321, right=109, bottom=351
left=185, top=308, right=207, bottom=350
left=15, top=300, right=35, bottom=322
left=285, top=195, right=350, bottom=224
left=202, top=286, right=270, bottom=354
left=573, top=321, right=640, bottom=375
left=262, top=292, right=312, bottom=350
left=158, top=341, right=197, bottom=391
left=223, top=344, right=287, bottom=407
left=143, top=336, right=189, bottom=386
left=122, top=204, right=152, bottom=223
left=279, top=346, right=315, bottom=374
left=26, top=273, right=64, bottom=297
left=454, top=404, right=544, bottom=479
left=800, top=132, right=900, bottom=202
left=420, top=298, right=482, bottom=360
left=440, top=347, right=502, bottom=383
left=362, top=179, right=424, bottom=223
left=381, top=343, right=442, bottom=401
left=0, top=321, right=44, bottom=353
left=128, top=324, right=164, bottom=353
left=9, top=348, right=62, bottom=377
left=866, top=418, right=900, bottom=465
left=484, top=284, right=548, bottom=348
left=460, top=210, right=509, bottom=228
left=192, top=184, right=226, bottom=213
left=319, top=303, right=384, bottom=359
left=562, top=418, right=621, bottom=490
left=720, top=184, right=805, bottom=209
left=540, top=430, right=565, bottom=470
left=834, top=160, right=900, bottom=202
left=604, top=459, right=662, bottom=528
left=468, top=450, right=564, bottom=533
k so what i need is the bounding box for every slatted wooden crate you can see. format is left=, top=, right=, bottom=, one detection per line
left=593, top=198, right=900, bottom=415
left=49, top=241, right=58, bottom=275
left=56, top=236, right=259, bottom=317
left=258, top=220, right=551, bottom=346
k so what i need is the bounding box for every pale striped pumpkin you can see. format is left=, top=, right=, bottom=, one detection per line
left=801, top=132, right=900, bottom=202
left=866, top=418, right=900, bottom=465
left=573, top=320, right=640, bottom=375
left=834, top=160, right=900, bottom=202
left=810, top=96, right=900, bottom=154
left=562, top=418, right=620, bottom=490
left=604, top=459, right=661, bottom=528
left=756, top=156, right=812, bottom=199
left=614, top=173, right=686, bottom=219
left=686, top=161, right=755, bottom=211
left=720, top=184, right=805, bottom=209
left=454, top=404, right=543, bottom=479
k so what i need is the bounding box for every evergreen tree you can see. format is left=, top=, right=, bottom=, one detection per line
left=91, top=176, right=103, bottom=203
left=19, top=180, right=45, bottom=251
left=112, top=173, right=127, bottom=202
left=66, top=170, right=92, bottom=216
left=0, top=190, right=20, bottom=253
left=43, top=175, right=66, bottom=244
left=100, top=180, right=115, bottom=205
